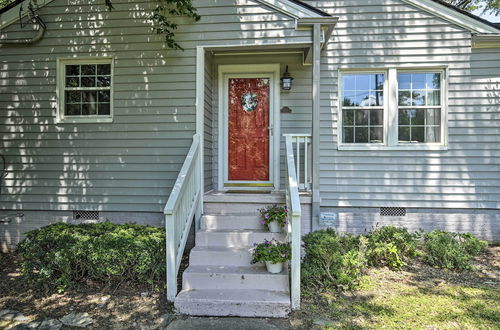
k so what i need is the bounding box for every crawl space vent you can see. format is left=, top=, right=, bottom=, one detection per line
left=73, top=210, right=99, bottom=221
left=380, top=207, right=406, bottom=217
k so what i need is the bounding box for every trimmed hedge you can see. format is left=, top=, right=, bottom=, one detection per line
left=17, top=222, right=165, bottom=291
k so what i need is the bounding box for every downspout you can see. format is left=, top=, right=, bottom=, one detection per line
left=297, top=17, right=338, bottom=231
left=0, top=3, right=46, bottom=45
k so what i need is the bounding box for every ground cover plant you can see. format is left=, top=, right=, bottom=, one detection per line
left=423, top=230, right=488, bottom=270
left=365, top=226, right=421, bottom=270
left=301, top=229, right=368, bottom=291
left=17, top=222, right=166, bottom=292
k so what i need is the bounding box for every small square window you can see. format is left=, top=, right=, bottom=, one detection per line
left=58, top=59, right=113, bottom=123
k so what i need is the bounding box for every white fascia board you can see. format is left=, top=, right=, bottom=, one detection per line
left=0, top=0, right=55, bottom=29
left=402, top=0, right=499, bottom=34
left=254, top=0, right=324, bottom=19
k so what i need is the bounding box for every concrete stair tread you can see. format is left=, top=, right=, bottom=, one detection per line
left=200, top=229, right=281, bottom=234
left=176, top=289, right=290, bottom=304
left=185, top=264, right=289, bottom=276
left=190, top=245, right=252, bottom=253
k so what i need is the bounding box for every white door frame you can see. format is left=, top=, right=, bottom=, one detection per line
left=217, top=64, right=281, bottom=191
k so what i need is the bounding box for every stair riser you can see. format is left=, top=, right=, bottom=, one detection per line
left=183, top=272, right=289, bottom=291
left=196, top=232, right=286, bottom=248
left=190, top=249, right=254, bottom=266
left=201, top=215, right=265, bottom=230
left=175, top=300, right=290, bottom=318
left=203, top=203, right=280, bottom=215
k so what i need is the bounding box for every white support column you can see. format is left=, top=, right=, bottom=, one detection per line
left=312, top=24, right=321, bottom=230
left=195, top=46, right=205, bottom=229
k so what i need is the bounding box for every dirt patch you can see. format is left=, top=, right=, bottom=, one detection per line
left=0, top=253, right=174, bottom=329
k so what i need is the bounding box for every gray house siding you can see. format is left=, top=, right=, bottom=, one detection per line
left=306, top=0, right=499, bottom=239
left=0, top=0, right=499, bottom=249
left=0, top=0, right=313, bottom=249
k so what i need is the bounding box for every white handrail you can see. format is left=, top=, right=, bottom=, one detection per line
left=283, top=134, right=312, bottom=191
left=285, top=135, right=302, bottom=310
left=165, top=134, right=202, bottom=302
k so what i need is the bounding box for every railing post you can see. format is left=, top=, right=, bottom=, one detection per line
left=166, top=214, right=177, bottom=302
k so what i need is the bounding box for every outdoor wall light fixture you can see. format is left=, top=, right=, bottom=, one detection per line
left=280, top=65, right=294, bottom=91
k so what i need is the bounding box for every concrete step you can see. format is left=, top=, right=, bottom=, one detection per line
left=174, top=289, right=291, bottom=318
left=201, top=214, right=264, bottom=230
left=182, top=265, right=289, bottom=291
left=203, top=202, right=271, bottom=216
left=196, top=229, right=286, bottom=248
left=189, top=246, right=254, bottom=266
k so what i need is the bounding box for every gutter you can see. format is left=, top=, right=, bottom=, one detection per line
left=472, top=34, right=500, bottom=48
left=0, top=1, right=46, bottom=45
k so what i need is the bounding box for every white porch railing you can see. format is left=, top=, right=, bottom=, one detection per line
left=285, top=135, right=302, bottom=310
left=283, top=134, right=312, bottom=191
left=164, top=134, right=202, bottom=302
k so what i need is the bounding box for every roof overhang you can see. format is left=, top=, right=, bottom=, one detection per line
left=472, top=34, right=500, bottom=48
left=254, top=0, right=330, bottom=19
left=402, top=0, right=499, bottom=34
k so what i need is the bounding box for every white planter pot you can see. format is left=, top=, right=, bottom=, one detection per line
left=265, top=261, right=283, bottom=274
left=267, top=220, right=282, bottom=233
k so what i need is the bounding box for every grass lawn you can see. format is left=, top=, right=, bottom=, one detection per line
left=292, top=246, right=500, bottom=329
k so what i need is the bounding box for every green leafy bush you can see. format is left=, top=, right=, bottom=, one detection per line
left=17, top=222, right=165, bottom=292
left=251, top=239, right=291, bottom=264
left=302, top=229, right=367, bottom=291
left=423, top=230, right=488, bottom=270
left=365, top=226, right=421, bottom=270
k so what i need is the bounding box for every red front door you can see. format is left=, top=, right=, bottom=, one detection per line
left=228, top=78, right=270, bottom=181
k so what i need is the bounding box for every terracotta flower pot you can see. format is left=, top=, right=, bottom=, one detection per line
left=265, top=261, right=283, bottom=274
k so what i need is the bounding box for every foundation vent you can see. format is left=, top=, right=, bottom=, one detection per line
left=73, top=210, right=99, bottom=221
left=380, top=207, right=406, bottom=217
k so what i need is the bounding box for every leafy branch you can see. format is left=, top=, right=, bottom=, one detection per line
left=106, top=0, right=200, bottom=50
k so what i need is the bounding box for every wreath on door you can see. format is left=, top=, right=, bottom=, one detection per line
left=241, top=93, right=258, bottom=112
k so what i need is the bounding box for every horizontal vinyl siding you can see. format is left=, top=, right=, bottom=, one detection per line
left=306, top=0, right=500, bottom=209
left=0, top=0, right=309, bottom=212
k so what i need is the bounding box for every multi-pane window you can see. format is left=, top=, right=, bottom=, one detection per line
left=58, top=59, right=113, bottom=121
left=339, top=69, right=445, bottom=148
left=398, top=72, right=442, bottom=143
left=341, top=73, right=385, bottom=143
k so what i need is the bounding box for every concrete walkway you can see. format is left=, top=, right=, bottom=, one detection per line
left=166, top=317, right=291, bottom=330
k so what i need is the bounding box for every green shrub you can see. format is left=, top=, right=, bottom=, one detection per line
left=365, top=226, right=421, bottom=270
left=302, top=229, right=367, bottom=291
left=423, top=230, right=488, bottom=270
left=17, top=222, right=165, bottom=292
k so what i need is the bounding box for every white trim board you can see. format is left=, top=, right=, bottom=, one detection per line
left=217, top=64, right=281, bottom=191
left=254, top=0, right=326, bottom=19
left=402, top=0, right=499, bottom=34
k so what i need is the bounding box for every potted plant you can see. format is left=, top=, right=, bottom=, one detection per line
left=259, top=204, right=288, bottom=233
left=251, top=239, right=291, bottom=274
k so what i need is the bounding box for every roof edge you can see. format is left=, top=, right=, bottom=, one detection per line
left=402, top=0, right=499, bottom=33
left=255, top=0, right=328, bottom=19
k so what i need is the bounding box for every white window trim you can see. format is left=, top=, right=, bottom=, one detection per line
left=56, top=57, right=114, bottom=124
left=338, top=67, right=448, bottom=151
